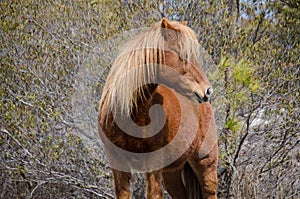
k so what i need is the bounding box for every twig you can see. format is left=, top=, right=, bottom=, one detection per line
left=27, top=181, right=47, bottom=199
left=1, top=129, right=45, bottom=167
left=1, top=129, right=34, bottom=159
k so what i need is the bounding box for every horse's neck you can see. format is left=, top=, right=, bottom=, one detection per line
left=135, top=84, right=158, bottom=103
left=130, top=84, right=159, bottom=122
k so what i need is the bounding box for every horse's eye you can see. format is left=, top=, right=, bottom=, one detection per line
left=182, top=71, right=187, bottom=75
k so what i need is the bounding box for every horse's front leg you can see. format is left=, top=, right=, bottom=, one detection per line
left=112, top=169, right=132, bottom=199
left=146, top=171, right=163, bottom=199
left=189, top=143, right=218, bottom=199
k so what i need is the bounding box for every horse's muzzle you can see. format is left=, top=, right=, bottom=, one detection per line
left=194, top=92, right=208, bottom=103
left=194, top=88, right=212, bottom=103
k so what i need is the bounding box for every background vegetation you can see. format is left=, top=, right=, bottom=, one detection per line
left=1, top=0, right=299, bottom=198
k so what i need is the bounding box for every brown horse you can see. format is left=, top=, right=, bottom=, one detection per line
left=98, top=18, right=218, bottom=199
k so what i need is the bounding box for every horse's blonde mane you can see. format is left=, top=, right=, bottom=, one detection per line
left=99, top=20, right=200, bottom=121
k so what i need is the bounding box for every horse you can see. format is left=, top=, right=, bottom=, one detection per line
left=98, top=18, right=218, bottom=199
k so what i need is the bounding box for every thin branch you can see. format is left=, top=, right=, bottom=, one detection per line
left=27, top=181, right=47, bottom=199
left=252, top=11, right=266, bottom=44
left=236, top=0, right=240, bottom=21
left=233, top=106, right=253, bottom=167
left=1, top=129, right=34, bottom=159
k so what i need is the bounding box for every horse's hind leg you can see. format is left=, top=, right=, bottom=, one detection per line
left=146, top=171, right=163, bottom=199
left=112, top=169, right=132, bottom=199
left=162, top=169, right=187, bottom=199
left=188, top=144, right=218, bottom=199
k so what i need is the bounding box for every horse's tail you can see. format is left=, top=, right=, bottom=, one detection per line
left=182, top=162, right=203, bottom=199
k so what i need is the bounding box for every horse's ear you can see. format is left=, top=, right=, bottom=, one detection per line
left=161, top=18, right=178, bottom=41
left=161, top=18, right=175, bottom=30
left=182, top=21, right=187, bottom=26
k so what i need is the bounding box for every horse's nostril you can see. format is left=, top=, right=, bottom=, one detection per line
left=205, top=88, right=213, bottom=98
